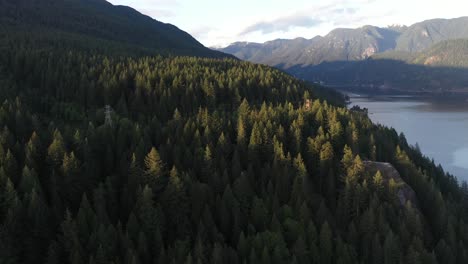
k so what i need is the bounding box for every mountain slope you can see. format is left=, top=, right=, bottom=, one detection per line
left=294, top=26, right=401, bottom=66
left=412, top=39, right=468, bottom=67
left=396, top=17, right=468, bottom=52
left=220, top=17, right=468, bottom=94
left=289, top=39, right=468, bottom=93
left=220, top=17, right=468, bottom=69
left=220, top=38, right=317, bottom=66
left=219, top=25, right=402, bottom=67
left=0, top=0, right=228, bottom=57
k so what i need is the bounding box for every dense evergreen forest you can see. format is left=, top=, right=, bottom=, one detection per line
left=1, top=1, right=468, bottom=264
left=292, top=58, right=468, bottom=95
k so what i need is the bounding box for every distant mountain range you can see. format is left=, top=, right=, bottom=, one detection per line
left=290, top=39, right=468, bottom=94
left=1, top=0, right=228, bottom=58
left=218, top=17, right=468, bottom=94
left=220, top=26, right=402, bottom=67
left=219, top=17, right=468, bottom=68
left=395, top=18, right=468, bottom=52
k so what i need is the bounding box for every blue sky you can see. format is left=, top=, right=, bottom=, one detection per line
left=108, top=0, right=468, bottom=47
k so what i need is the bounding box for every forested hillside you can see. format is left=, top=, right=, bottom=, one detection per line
left=1, top=2, right=468, bottom=264
left=294, top=39, right=468, bottom=93
left=412, top=39, right=468, bottom=67
left=2, top=33, right=468, bottom=264
left=0, top=0, right=228, bottom=58
left=219, top=38, right=314, bottom=67
left=292, top=59, right=468, bottom=94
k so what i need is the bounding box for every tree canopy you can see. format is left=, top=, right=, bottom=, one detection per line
left=0, top=3, right=467, bottom=264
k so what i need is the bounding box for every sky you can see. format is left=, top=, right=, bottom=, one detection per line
left=108, top=0, right=468, bottom=47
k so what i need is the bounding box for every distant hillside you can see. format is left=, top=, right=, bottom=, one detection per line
left=292, top=39, right=468, bottom=93
left=0, top=0, right=228, bottom=58
left=222, top=38, right=314, bottom=67
left=291, top=59, right=468, bottom=94
left=293, top=26, right=401, bottom=66
left=219, top=26, right=401, bottom=67
left=396, top=17, right=468, bottom=52
left=372, top=38, right=468, bottom=65
left=220, top=17, right=468, bottom=94
left=412, top=39, right=468, bottom=67
left=220, top=17, right=468, bottom=68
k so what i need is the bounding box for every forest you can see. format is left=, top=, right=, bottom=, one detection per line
left=289, top=59, right=468, bottom=95
left=1, top=2, right=468, bottom=264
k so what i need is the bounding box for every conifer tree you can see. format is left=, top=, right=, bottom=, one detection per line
left=143, top=147, right=165, bottom=192
left=319, top=222, right=333, bottom=264
left=48, top=130, right=66, bottom=167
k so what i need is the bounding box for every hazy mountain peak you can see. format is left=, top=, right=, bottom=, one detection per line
left=396, top=17, right=468, bottom=52
left=220, top=16, right=468, bottom=68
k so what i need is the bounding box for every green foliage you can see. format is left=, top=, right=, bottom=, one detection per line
left=0, top=3, right=467, bottom=264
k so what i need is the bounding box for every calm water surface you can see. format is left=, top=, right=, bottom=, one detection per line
left=349, top=96, right=468, bottom=182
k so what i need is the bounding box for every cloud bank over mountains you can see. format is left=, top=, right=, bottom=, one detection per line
left=108, top=0, right=468, bottom=47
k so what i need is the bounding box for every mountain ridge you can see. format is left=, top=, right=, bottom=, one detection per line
left=218, top=16, right=468, bottom=68
left=218, top=17, right=468, bottom=93
left=1, top=0, right=229, bottom=58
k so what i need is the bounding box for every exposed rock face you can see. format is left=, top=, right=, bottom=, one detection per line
left=363, top=161, right=419, bottom=209
left=421, top=30, right=429, bottom=37
left=362, top=46, right=377, bottom=58
left=424, top=55, right=440, bottom=65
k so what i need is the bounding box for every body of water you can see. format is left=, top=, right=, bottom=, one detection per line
left=349, top=96, right=468, bottom=182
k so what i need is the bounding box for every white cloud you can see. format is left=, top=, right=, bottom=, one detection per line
left=239, top=15, right=322, bottom=35
left=108, top=0, right=468, bottom=47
